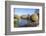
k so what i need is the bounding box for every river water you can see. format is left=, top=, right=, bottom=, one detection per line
left=18, top=19, right=31, bottom=27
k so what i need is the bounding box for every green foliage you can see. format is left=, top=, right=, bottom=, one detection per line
left=14, top=19, right=19, bottom=27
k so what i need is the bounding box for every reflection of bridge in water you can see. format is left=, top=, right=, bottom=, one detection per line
left=18, top=18, right=39, bottom=27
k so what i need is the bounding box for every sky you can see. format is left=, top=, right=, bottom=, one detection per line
left=14, top=8, right=39, bottom=16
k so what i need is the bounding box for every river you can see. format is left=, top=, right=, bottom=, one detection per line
left=18, top=19, right=31, bottom=27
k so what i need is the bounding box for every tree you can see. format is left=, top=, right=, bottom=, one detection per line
left=14, top=15, right=20, bottom=19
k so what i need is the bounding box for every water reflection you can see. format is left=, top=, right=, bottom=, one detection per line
left=19, top=19, right=28, bottom=27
